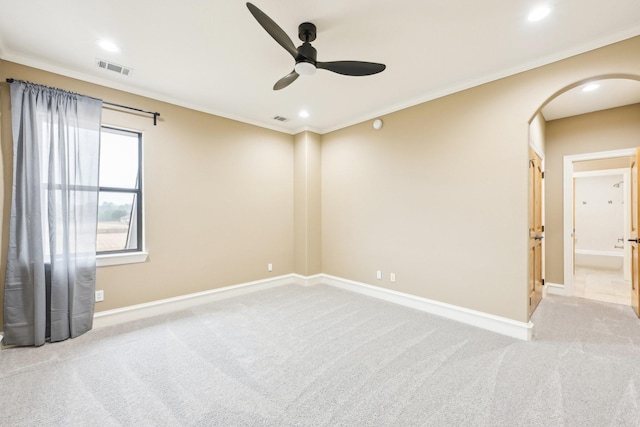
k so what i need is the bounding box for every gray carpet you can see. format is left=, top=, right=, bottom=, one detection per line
left=2, top=284, right=640, bottom=426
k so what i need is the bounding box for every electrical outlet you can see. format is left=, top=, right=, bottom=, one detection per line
left=95, top=290, right=104, bottom=302
left=376, top=270, right=382, bottom=280
left=390, top=273, right=396, bottom=282
left=268, top=263, right=273, bottom=272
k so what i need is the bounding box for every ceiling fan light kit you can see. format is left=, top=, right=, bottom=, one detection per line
left=294, top=61, right=316, bottom=76
left=246, top=2, right=386, bottom=90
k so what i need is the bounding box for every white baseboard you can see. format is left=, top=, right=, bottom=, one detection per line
left=6, top=273, right=535, bottom=342
left=93, top=274, right=293, bottom=329
left=545, top=282, right=567, bottom=296
left=319, top=274, right=533, bottom=341
left=291, top=273, right=323, bottom=287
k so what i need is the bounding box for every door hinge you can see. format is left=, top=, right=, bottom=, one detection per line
left=529, top=297, right=532, bottom=305
left=542, top=279, right=545, bottom=286
left=541, top=171, right=545, bottom=179
left=541, top=225, right=545, bottom=232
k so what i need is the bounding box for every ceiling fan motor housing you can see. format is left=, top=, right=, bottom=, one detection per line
left=298, top=22, right=317, bottom=42
left=296, top=22, right=318, bottom=69
left=297, top=42, right=317, bottom=64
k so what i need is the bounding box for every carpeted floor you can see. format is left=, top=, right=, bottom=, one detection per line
left=2, top=284, right=640, bottom=426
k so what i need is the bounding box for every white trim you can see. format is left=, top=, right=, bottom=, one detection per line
left=624, top=169, right=631, bottom=281
left=529, top=141, right=545, bottom=160
left=320, top=274, right=533, bottom=341
left=322, top=28, right=640, bottom=134
left=563, top=148, right=635, bottom=297
left=96, top=125, right=148, bottom=267
left=575, top=249, right=623, bottom=257
left=573, top=168, right=627, bottom=178
left=291, top=274, right=307, bottom=287
left=5, top=26, right=640, bottom=136
left=0, top=52, right=296, bottom=135
left=291, top=273, right=323, bottom=287
left=97, top=251, right=149, bottom=267
left=565, top=149, right=634, bottom=162
left=308, top=275, right=324, bottom=287
left=93, top=274, right=293, bottom=329
left=90, top=272, right=534, bottom=340
left=5, top=273, right=534, bottom=343
left=544, top=282, right=568, bottom=296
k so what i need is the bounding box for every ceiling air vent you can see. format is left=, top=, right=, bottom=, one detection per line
left=96, top=58, right=133, bottom=76
left=273, top=116, right=288, bottom=122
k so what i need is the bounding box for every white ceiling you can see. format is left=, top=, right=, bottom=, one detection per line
left=0, top=0, right=639, bottom=134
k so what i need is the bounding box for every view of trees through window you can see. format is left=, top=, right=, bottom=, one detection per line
left=99, top=202, right=133, bottom=222
left=97, top=127, right=141, bottom=253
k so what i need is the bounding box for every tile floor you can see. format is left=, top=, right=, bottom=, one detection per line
left=573, top=266, right=631, bottom=305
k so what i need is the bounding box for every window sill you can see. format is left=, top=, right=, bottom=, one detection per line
left=97, top=251, right=148, bottom=267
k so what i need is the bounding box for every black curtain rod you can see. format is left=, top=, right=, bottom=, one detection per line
left=102, top=101, right=160, bottom=126
left=5, top=78, right=161, bottom=125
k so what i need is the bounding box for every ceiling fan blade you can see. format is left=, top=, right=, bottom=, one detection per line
left=246, top=3, right=298, bottom=59
left=273, top=70, right=299, bottom=90
left=316, top=61, right=386, bottom=76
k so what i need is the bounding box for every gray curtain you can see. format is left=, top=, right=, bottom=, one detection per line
left=4, top=81, right=102, bottom=346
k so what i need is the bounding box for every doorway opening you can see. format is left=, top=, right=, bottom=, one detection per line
left=562, top=149, right=634, bottom=304
left=530, top=75, right=640, bottom=319
left=573, top=165, right=630, bottom=305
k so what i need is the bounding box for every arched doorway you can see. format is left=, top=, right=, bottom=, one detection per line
left=529, top=76, right=640, bottom=315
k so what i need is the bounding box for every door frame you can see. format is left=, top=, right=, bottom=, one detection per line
left=562, top=148, right=635, bottom=296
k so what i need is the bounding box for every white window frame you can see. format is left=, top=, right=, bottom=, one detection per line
left=96, top=125, right=148, bottom=267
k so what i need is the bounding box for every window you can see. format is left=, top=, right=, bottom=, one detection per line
left=97, top=126, right=143, bottom=257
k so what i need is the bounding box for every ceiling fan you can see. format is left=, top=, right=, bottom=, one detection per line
left=246, top=2, right=386, bottom=90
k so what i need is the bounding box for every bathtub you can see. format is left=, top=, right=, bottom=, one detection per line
left=575, top=249, right=624, bottom=270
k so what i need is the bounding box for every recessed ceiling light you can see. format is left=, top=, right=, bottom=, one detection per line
left=98, top=39, right=119, bottom=53
left=527, top=5, right=551, bottom=22
left=299, top=110, right=310, bottom=118
left=582, top=83, right=600, bottom=92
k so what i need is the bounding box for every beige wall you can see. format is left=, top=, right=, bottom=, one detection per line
left=1, top=36, right=640, bottom=329
left=545, top=104, right=640, bottom=284
left=294, top=131, right=321, bottom=275
left=574, top=157, right=631, bottom=172
left=321, top=37, right=640, bottom=323
left=0, top=61, right=295, bottom=329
